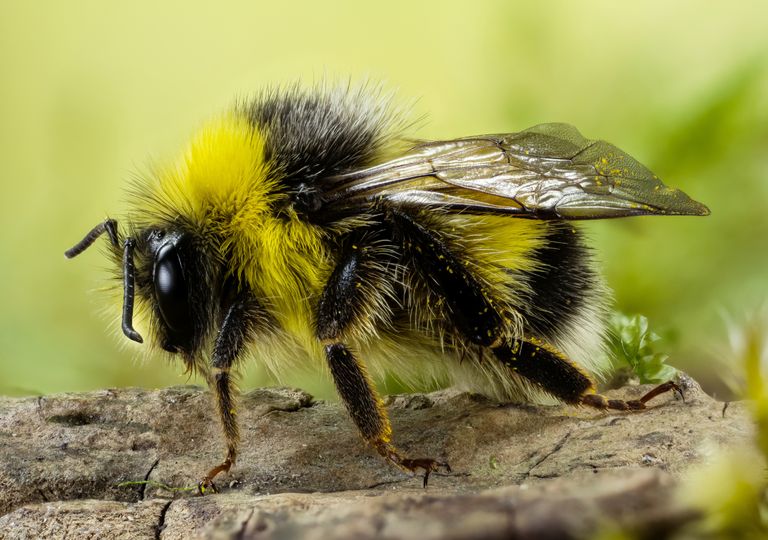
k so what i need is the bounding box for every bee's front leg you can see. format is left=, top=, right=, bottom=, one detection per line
left=198, top=293, right=267, bottom=495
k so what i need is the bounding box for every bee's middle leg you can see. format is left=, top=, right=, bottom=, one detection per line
left=315, top=228, right=450, bottom=487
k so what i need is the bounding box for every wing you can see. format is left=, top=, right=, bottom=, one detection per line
left=322, top=123, right=709, bottom=219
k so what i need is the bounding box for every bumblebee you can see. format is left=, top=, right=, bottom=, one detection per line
left=66, top=83, right=709, bottom=491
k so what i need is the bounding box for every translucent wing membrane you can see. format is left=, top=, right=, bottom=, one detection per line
left=325, top=123, right=710, bottom=219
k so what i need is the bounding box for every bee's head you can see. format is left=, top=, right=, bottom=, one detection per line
left=66, top=219, right=219, bottom=361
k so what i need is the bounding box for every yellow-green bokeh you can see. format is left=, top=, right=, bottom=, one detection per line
left=1, top=1, right=766, bottom=398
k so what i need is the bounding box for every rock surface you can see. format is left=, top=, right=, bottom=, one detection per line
left=0, top=376, right=752, bottom=539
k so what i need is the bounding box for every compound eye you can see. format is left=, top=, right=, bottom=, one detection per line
left=153, top=243, right=192, bottom=342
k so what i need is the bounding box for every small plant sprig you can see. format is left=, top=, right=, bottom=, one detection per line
left=608, top=312, right=677, bottom=384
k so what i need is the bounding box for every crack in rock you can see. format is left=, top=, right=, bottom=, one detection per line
left=235, top=508, right=256, bottom=540
left=524, top=431, right=572, bottom=478
left=155, top=500, right=173, bottom=540
left=141, top=459, right=160, bottom=501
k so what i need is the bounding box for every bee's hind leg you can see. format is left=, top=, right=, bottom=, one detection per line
left=492, top=339, right=683, bottom=409
left=316, top=226, right=450, bottom=487
left=580, top=380, right=684, bottom=411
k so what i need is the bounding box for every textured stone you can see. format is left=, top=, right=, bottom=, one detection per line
left=0, top=376, right=752, bottom=539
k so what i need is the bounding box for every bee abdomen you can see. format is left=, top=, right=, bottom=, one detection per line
left=519, top=222, right=603, bottom=343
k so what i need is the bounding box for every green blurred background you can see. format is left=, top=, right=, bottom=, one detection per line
left=1, top=1, right=766, bottom=399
